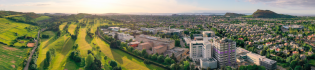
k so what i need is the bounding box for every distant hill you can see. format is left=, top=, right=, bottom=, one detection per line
left=224, top=13, right=246, bottom=17
left=252, top=9, right=296, bottom=18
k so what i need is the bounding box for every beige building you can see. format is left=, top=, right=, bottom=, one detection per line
left=153, top=45, right=168, bottom=54
left=135, top=34, right=175, bottom=54
left=246, top=52, right=266, bottom=65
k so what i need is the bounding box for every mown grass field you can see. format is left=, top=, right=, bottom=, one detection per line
left=0, top=44, right=31, bottom=70
left=36, top=33, right=72, bottom=70
left=68, top=24, right=77, bottom=35
left=59, top=22, right=67, bottom=31
left=76, top=28, right=92, bottom=57
left=94, top=38, right=164, bottom=70
left=0, top=18, right=38, bottom=45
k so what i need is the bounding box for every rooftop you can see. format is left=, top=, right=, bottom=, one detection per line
left=261, top=58, right=277, bottom=64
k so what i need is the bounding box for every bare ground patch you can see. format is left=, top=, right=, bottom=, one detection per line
left=10, top=61, right=16, bottom=63
left=2, top=46, right=18, bottom=51
left=11, top=65, right=15, bottom=68
left=16, top=55, right=22, bottom=58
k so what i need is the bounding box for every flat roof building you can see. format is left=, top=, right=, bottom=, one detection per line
left=260, top=58, right=277, bottom=70
left=200, top=58, right=217, bottom=69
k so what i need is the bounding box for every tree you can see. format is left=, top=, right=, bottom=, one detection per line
left=171, top=53, right=177, bottom=62
left=183, top=60, right=190, bottom=70
left=304, top=63, right=311, bottom=70
left=266, top=52, right=270, bottom=58
left=170, top=63, right=176, bottom=70
left=260, top=50, right=266, bottom=56
left=190, top=64, right=195, bottom=70
left=110, top=60, right=118, bottom=68
left=157, top=55, right=164, bottom=62
left=290, top=60, right=298, bottom=69
left=207, top=67, right=211, bottom=70
left=85, top=54, right=94, bottom=68
left=226, top=66, right=232, bottom=70
left=104, top=56, right=108, bottom=61
left=164, top=57, right=172, bottom=64
left=151, top=54, right=157, bottom=60
left=44, top=51, right=51, bottom=68
left=171, top=59, right=175, bottom=64
left=30, top=64, right=37, bottom=70
left=141, top=49, right=146, bottom=56
left=294, top=65, right=302, bottom=70
left=112, top=66, right=122, bottom=70
left=286, top=57, right=292, bottom=63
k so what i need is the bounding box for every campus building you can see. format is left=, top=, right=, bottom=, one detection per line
left=213, top=38, right=237, bottom=67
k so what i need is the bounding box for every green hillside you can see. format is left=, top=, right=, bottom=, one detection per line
left=224, top=13, right=246, bottom=17
left=0, top=18, right=39, bottom=46
left=252, top=9, right=296, bottom=18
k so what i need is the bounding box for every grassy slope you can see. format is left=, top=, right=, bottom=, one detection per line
left=35, top=16, right=50, bottom=22
left=50, top=36, right=74, bottom=70
left=94, top=38, right=164, bottom=70
left=68, top=24, right=77, bottom=35
left=59, top=22, right=67, bottom=31
left=36, top=34, right=71, bottom=70
left=76, top=28, right=92, bottom=57
left=0, top=18, right=38, bottom=45
left=0, top=44, right=31, bottom=70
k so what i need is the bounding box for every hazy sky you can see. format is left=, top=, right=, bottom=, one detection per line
left=0, top=0, right=314, bottom=14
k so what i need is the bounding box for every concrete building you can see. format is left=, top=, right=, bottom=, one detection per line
left=236, top=47, right=249, bottom=54
left=283, top=25, right=303, bottom=29
left=203, top=31, right=215, bottom=37
left=164, top=47, right=189, bottom=61
left=190, top=41, right=204, bottom=61
left=117, top=33, right=135, bottom=42
left=260, top=58, right=277, bottom=70
left=200, top=58, right=217, bottom=69
left=108, top=27, right=120, bottom=31
left=203, top=40, right=212, bottom=58
left=213, top=38, right=237, bottom=67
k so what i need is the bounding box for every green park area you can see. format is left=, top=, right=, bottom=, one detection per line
left=34, top=18, right=164, bottom=70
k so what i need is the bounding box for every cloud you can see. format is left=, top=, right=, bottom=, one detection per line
left=35, top=4, right=50, bottom=6
left=245, top=0, right=315, bottom=9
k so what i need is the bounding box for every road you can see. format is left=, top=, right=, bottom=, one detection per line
left=24, top=28, right=46, bottom=70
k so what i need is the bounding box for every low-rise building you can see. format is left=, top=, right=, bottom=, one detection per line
left=164, top=47, right=189, bottom=61
left=200, top=58, right=217, bottom=69
left=128, top=41, right=140, bottom=48
left=260, top=58, right=277, bottom=70
left=117, top=33, right=135, bottom=42
left=135, top=34, right=175, bottom=54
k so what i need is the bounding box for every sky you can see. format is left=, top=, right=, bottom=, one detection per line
left=0, top=0, right=314, bottom=15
